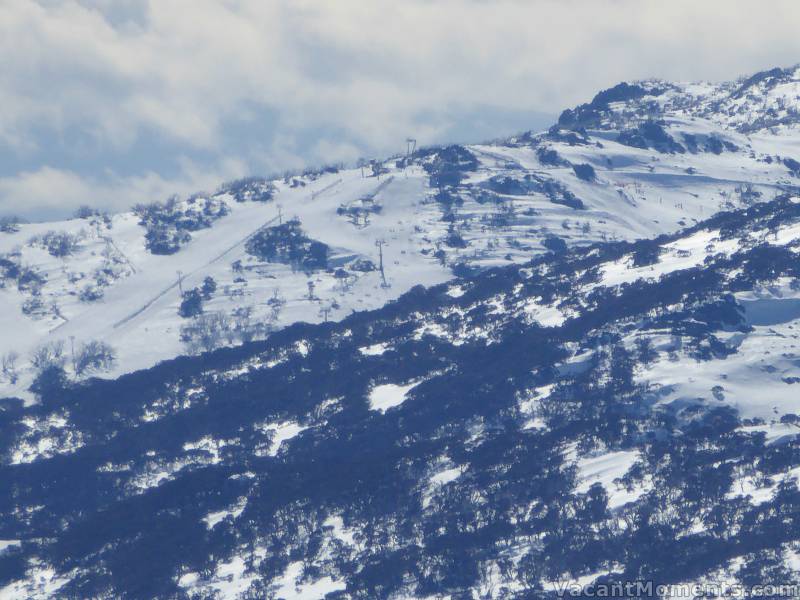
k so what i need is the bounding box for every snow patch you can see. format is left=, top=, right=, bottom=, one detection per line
left=368, top=381, right=420, bottom=413
left=359, top=342, right=389, bottom=356
left=0, top=540, right=20, bottom=555
left=260, top=421, right=308, bottom=456
left=323, top=515, right=357, bottom=547
left=574, top=450, right=646, bottom=509
left=0, top=566, right=69, bottom=600
left=272, top=561, right=346, bottom=600
left=203, top=498, right=248, bottom=529
left=179, top=556, right=258, bottom=599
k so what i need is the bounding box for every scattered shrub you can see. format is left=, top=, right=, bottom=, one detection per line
left=179, top=289, right=204, bottom=318
left=22, top=296, right=46, bottom=316
left=79, top=285, right=104, bottom=303
left=145, top=226, right=191, bottom=255
left=134, top=196, right=228, bottom=255
left=201, top=276, right=217, bottom=300
left=337, top=199, right=382, bottom=228
left=16, top=266, right=45, bottom=292
left=216, top=177, right=276, bottom=203
left=1, top=351, right=19, bottom=384
left=536, top=147, right=565, bottom=166
left=631, top=242, right=662, bottom=267
left=180, top=312, right=229, bottom=354
left=444, top=227, right=467, bottom=248
left=572, top=163, right=596, bottom=182
left=30, top=230, right=81, bottom=257
left=30, top=340, right=66, bottom=371
left=542, top=236, right=568, bottom=254
left=422, top=145, right=479, bottom=189
left=784, top=157, right=800, bottom=175
left=74, top=205, right=98, bottom=219
left=618, top=120, right=685, bottom=154
left=543, top=180, right=585, bottom=210
left=351, top=259, right=376, bottom=272
left=75, top=340, right=117, bottom=376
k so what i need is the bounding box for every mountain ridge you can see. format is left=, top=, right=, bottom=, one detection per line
left=4, top=65, right=800, bottom=402
left=5, top=65, right=800, bottom=598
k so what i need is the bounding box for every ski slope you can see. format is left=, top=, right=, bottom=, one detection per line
left=5, top=66, right=800, bottom=402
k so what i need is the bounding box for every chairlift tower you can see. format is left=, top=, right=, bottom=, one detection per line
left=69, top=335, right=76, bottom=373
left=375, top=239, right=389, bottom=288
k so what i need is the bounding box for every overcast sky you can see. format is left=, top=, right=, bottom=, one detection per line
left=3, top=0, right=800, bottom=220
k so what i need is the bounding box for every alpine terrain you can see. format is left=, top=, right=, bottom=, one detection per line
left=4, top=66, right=800, bottom=598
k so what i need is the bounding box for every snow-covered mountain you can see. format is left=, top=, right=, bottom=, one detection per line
left=5, top=66, right=800, bottom=401
left=5, top=66, right=800, bottom=598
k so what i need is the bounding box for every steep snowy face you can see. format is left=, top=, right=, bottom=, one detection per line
left=3, top=65, right=800, bottom=402
left=692, top=66, right=800, bottom=133
left=555, top=65, right=800, bottom=135
left=5, top=195, right=800, bottom=598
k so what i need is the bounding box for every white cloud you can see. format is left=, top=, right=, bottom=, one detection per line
left=1, top=0, right=800, bottom=219
left=0, top=159, right=247, bottom=220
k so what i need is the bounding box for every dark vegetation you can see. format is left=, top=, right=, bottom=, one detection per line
left=617, top=120, right=686, bottom=154
left=420, top=144, right=479, bottom=190
left=216, top=177, right=277, bottom=203
left=178, top=277, right=218, bottom=318
left=480, top=173, right=585, bottom=210
left=0, top=216, right=23, bottom=234
left=3, top=196, right=800, bottom=596
left=558, top=82, right=664, bottom=129
left=133, top=196, right=229, bottom=255
left=245, top=218, right=329, bottom=272
left=572, top=163, right=596, bottom=182
left=29, top=230, right=81, bottom=258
